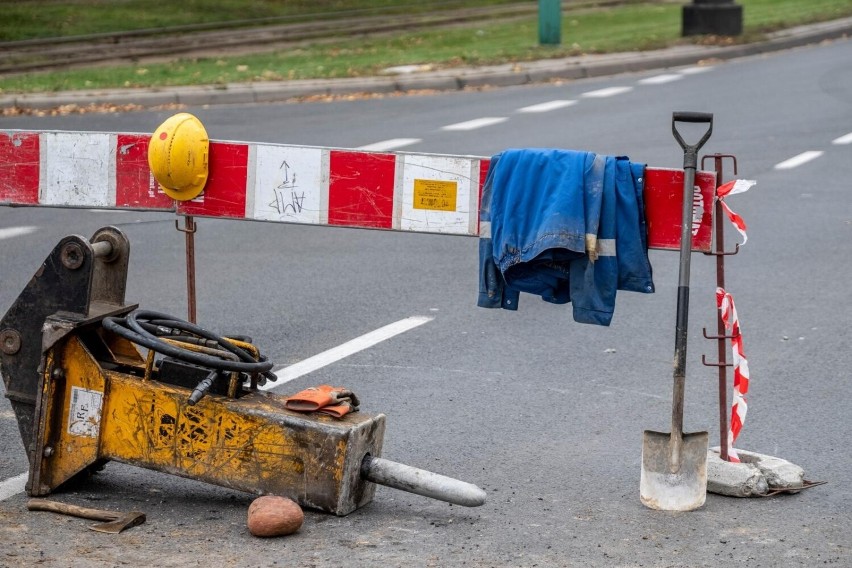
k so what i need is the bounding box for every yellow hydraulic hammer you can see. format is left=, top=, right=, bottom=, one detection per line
left=1, top=227, right=485, bottom=515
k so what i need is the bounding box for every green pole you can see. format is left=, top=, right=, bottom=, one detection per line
left=538, top=0, right=561, bottom=45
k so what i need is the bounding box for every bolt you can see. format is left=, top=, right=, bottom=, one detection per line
left=43, top=447, right=54, bottom=457
left=0, top=329, right=21, bottom=355
left=61, top=242, right=85, bottom=270
left=51, top=368, right=65, bottom=381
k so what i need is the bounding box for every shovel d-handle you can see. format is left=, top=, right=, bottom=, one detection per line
left=672, top=112, right=713, bottom=170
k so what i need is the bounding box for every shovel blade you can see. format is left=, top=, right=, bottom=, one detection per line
left=640, top=430, right=709, bottom=511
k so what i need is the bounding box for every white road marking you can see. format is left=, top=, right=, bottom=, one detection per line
left=338, top=362, right=503, bottom=375
left=357, top=138, right=422, bottom=152
left=517, top=100, right=577, bottom=113
left=265, top=315, right=434, bottom=389
left=581, top=86, right=633, bottom=98
left=774, top=151, right=824, bottom=170
left=441, top=117, right=508, bottom=131
left=0, top=472, right=27, bottom=501
left=832, top=132, right=852, bottom=145
left=0, top=226, right=37, bottom=240
left=679, top=66, right=713, bottom=75
left=638, top=74, right=683, bottom=85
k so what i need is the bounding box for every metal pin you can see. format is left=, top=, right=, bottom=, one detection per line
left=361, top=455, right=487, bottom=507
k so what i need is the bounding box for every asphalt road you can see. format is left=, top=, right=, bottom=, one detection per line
left=1, top=38, right=851, bottom=567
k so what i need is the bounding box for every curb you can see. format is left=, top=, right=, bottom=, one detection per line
left=1, top=17, right=850, bottom=111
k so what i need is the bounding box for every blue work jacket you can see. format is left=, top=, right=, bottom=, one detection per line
left=477, top=148, right=654, bottom=326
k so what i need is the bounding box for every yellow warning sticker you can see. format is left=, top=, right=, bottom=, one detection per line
left=413, top=179, right=458, bottom=212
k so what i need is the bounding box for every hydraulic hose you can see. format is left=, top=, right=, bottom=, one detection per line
left=102, top=310, right=275, bottom=380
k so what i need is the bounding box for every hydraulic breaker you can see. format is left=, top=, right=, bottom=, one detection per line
left=1, top=227, right=485, bottom=515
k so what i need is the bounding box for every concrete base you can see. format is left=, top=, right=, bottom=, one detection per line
left=707, top=447, right=805, bottom=497
left=682, top=3, right=743, bottom=37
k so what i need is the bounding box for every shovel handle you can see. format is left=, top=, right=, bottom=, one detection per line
left=671, top=112, right=714, bottom=440
left=27, top=498, right=118, bottom=522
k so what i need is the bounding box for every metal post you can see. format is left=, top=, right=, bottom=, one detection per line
left=176, top=216, right=198, bottom=324
left=700, top=153, right=739, bottom=462
left=538, top=0, right=561, bottom=45
left=712, top=157, right=729, bottom=461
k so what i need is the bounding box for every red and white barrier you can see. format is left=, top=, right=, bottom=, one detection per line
left=1, top=129, right=718, bottom=251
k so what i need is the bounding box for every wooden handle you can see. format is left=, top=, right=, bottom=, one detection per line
left=27, top=499, right=118, bottom=522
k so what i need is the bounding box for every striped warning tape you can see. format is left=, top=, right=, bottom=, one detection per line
left=714, top=179, right=755, bottom=462
left=716, top=287, right=749, bottom=462
left=716, top=178, right=756, bottom=245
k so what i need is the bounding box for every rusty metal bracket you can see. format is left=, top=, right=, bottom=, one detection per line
left=702, top=328, right=740, bottom=340
left=703, top=242, right=741, bottom=257
left=701, top=355, right=734, bottom=368
left=701, top=153, right=738, bottom=176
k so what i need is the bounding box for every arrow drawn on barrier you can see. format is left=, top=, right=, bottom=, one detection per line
left=268, top=160, right=307, bottom=217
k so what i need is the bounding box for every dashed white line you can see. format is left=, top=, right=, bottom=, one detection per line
left=266, top=315, right=434, bottom=388
left=517, top=100, right=577, bottom=113
left=679, top=66, right=713, bottom=75
left=581, top=86, right=633, bottom=98
left=0, top=226, right=37, bottom=240
left=357, top=138, right=422, bottom=152
left=774, top=151, right=824, bottom=170
left=638, top=74, right=683, bottom=85
left=441, top=117, right=508, bottom=131
left=832, top=132, right=852, bottom=145
left=0, top=472, right=27, bottom=501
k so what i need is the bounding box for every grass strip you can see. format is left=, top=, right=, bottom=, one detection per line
left=0, top=0, right=520, bottom=41
left=1, top=0, right=851, bottom=94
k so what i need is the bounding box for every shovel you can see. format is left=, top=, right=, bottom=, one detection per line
left=640, top=112, right=713, bottom=511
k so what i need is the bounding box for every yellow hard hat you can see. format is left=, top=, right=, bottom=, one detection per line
left=148, top=113, right=209, bottom=201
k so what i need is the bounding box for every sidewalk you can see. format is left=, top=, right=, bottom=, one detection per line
left=1, top=17, right=850, bottom=111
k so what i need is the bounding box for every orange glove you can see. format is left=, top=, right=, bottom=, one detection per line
left=317, top=400, right=358, bottom=418
left=285, top=385, right=359, bottom=418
